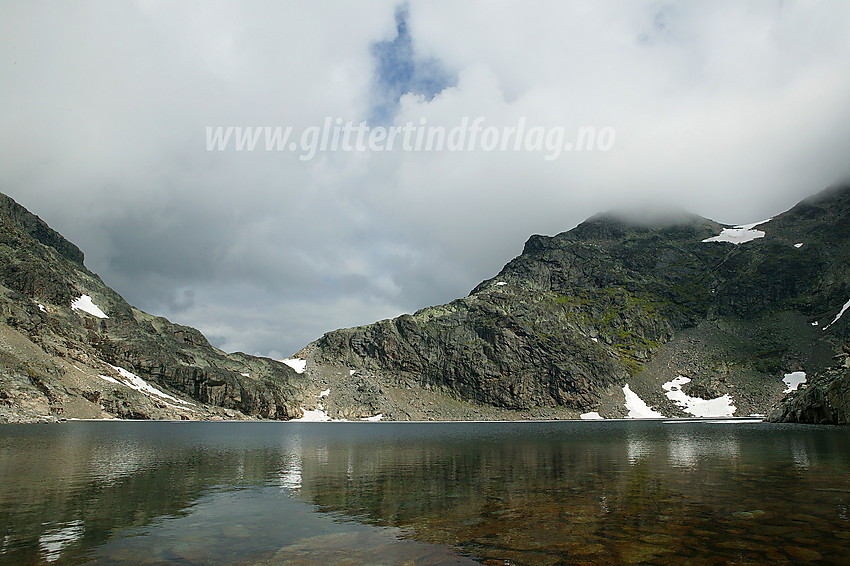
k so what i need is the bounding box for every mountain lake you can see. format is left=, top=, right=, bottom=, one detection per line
left=1, top=420, right=848, bottom=565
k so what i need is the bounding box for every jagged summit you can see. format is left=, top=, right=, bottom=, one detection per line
left=0, top=193, right=84, bottom=265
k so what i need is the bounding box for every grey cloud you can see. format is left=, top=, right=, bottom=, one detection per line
left=2, top=0, right=850, bottom=357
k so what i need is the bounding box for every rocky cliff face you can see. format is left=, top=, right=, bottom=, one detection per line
left=0, top=193, right=309, bottom=422
left=767, top=355, right=850, bottom=425
left=304, top=184, right=850, bottom=423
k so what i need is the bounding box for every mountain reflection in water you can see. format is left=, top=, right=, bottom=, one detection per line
left=0, top=420, right=848, bottom=565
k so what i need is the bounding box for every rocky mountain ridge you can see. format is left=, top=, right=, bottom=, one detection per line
left=2, top=185, right=849, bottom=424
left=301, top=184, right=850, bottom=424
left=1, top=192, right=310, bottom=422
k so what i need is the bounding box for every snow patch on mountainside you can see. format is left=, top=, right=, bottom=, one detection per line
left=783, top=371, right=806, bottom=393
left=98, top=365, right=194, bottom=409
left=293, top=407, right=332, bottom=421
left=662, top=376, right=736, bottom=418
left=702, top=219, right=770, bottom=245
left=71, top=294, right=108, bottom=318
left=823, top=298, right=850, bottom=330
left=623, top=384, right=664, bottom=418
left=281, top=358, right=307, bottom=373
left=97, top=374, right=122, bottom=385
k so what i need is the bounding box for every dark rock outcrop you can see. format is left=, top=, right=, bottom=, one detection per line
left=767, top=355, right=850, bottom=425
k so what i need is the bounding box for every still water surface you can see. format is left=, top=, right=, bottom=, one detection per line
left=0, top=420, right=848, bottom=565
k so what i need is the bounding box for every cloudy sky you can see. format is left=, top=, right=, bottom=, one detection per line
left=3, top=1, right=850, bottom=358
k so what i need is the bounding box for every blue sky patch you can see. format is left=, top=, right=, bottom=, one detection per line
left=370, top=4, right=456, bottom=122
